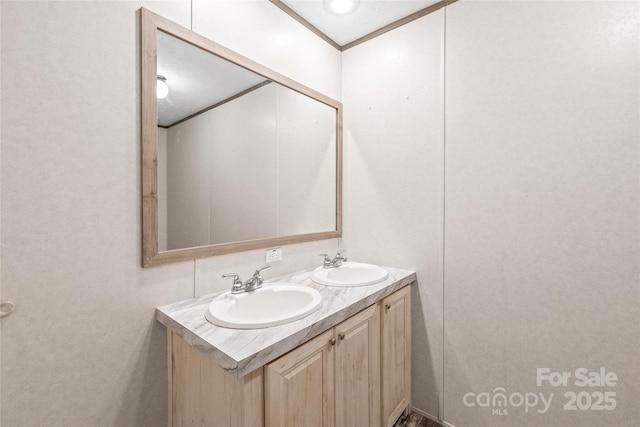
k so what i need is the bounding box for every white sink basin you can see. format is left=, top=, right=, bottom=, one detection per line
left=311, top=262, right=389, bottom=287
left=204, top=283, right=322, bottom=329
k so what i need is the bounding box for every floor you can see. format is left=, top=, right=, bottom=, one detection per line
left=399, top=411, right=444, bottom=427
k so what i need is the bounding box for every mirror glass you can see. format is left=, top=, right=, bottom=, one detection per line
left=141, top=9, right=342, bottom=266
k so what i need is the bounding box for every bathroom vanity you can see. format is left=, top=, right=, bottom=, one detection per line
left=144, top=9, right=412, bottom=426
left=156, top=266, right=415, bottom=427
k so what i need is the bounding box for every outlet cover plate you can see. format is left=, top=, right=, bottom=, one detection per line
left=266, top=248, right=282, bottom=263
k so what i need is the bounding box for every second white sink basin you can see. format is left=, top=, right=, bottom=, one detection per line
left=311, top=262, right=389, bottom=287
left=204, top=283, right=322, bottom=329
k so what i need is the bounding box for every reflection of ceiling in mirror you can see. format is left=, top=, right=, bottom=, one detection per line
left=156, top=31, right=269, bottom=127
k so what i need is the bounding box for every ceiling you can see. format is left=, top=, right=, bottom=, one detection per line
left=279, top=0, right=441, bottom=47
left=157, top=31, right=268, bottom=127
left=157, top=0, right=445, bottom=126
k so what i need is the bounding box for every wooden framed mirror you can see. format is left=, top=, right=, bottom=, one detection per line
left=141, top=8, right=342, bottom=267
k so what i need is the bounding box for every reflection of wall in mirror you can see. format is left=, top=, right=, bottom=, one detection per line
left=158, top=128, right=168, bottom=251
left=277, top=86, right=336, bottom=237
left=167, top=112, right=213, bottom=250
left=210, top=83, right=278, bottom=245
left=157, top=83, right=336, bottom=251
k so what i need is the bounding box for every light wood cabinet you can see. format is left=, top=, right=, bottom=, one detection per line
left=334, top=304, right=381, bottom=427
left=381, top=285, right=412, bottom=427
left=168, top=331, right=264, bottom=427
left=265, top=304, right=380, bottom=427
left=264, top=329, right=335, bottom=427
left=167, top=286, right=411, bottom=427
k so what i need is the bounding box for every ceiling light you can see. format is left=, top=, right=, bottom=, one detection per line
left=156, top=75, right=169, bottom=99
left=324, top=0, right=360, bottom=15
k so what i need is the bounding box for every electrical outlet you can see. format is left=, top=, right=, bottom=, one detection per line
left=265, top=248, right=282, bottom=263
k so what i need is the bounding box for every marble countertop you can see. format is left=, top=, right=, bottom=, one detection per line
left=156, top=265, right=416, bottom=378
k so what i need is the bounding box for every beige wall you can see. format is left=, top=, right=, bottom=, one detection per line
left=443, top=2, right=639, bottom=426
left=343, top=1, right=639, bottom=426
left=0, top=1, right=341, bottom=426
left=342, top=9, right=446, bottom=419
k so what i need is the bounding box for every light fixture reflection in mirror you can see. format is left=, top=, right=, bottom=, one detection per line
left=141, top=8, right=343, bottom=267
left=156, top=75, right=169, bottom=99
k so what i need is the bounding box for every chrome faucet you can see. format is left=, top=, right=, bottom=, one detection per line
left=319, top=251, right=347, bottom=269
left=222, top=265, right=271, bottom=294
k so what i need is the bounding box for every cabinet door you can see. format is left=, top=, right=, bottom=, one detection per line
left=334, top=304, right=381, bottom=427
left=381, top=286, right=412, bottom=427
left=265, top=329, right=335, bottom=427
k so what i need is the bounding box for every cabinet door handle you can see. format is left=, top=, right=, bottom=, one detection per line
left=338, top=332, right=345, bottom=340
left=329, top=338, right=336, bottom=346
left=385, top=303, right=391, bottom=311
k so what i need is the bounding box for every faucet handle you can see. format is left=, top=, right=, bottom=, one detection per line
left=222, top=273, right=243, bottom=292
left=332, top=251, right=347, bottom=267
left=253, top=265, right=271, bottom=276
left=222, top=273, right=240, bottom=281
left=222, top=273, right=242, bottom=285
left=245, top=265, right=270, bottom=291
left=319, top=254, right=332, bottom=268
